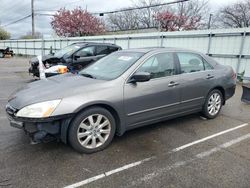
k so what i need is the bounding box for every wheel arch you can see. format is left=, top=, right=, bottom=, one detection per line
left=63, top=102, right=124, bottom=144
left=209, top=86, right=226, bottom=105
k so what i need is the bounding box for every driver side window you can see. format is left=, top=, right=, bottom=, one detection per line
left=137, top=52, right=176, bottom=79
left=75, top=46, right=95, bottom=57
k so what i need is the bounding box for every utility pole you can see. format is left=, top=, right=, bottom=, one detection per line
left=31, top=0, right=35, bottom=37
left=208, top=14, right=213, bottom=30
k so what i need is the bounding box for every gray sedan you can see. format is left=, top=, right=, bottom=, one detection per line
left=6, top=48, right=236, bottom=153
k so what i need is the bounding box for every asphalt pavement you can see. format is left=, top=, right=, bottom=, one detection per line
left=0, top=57, right=249, bottom=188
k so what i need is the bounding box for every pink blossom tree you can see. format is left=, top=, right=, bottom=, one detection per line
left=51, top=8, right=105, bottom=37
left=156, top=11, right=201, bottom=31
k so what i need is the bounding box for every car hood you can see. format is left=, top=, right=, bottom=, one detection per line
left=8, top=73, right=105, bottom=110
left=30, top=54, right=61, bottom=64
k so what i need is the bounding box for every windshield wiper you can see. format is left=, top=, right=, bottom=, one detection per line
left=81, top=73, right=96, bottom=79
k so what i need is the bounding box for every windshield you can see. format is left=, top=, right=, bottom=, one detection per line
left=54, top=44, right=82, bottom=58
left=80, top=52, right=144, bottom=80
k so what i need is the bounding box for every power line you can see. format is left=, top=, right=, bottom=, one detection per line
left=2, top=0, right=189, bottom=28
left=95, top=0, right=190, bottom=15
left=35, top=0, right=84, bottom=12
left=36, top=0, right=190, bottom=17
left=0, top=0, right=31, bottom=19
left=2, top=14, right=31, bottom=27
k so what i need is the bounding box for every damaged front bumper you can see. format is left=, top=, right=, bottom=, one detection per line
left=6, top=104, right=73, bottom=144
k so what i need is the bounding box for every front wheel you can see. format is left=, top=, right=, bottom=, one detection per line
left=69, top=107, right=116, bottom=153
left=202, top=89, right=223, bottom=119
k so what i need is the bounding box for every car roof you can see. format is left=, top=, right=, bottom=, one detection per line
left=71, top=42, right=121, bottom=48
left=119, top=47, right=202, bottom=54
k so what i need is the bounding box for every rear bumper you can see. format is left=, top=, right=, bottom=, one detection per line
left=225, top=85, right=236, bottom=101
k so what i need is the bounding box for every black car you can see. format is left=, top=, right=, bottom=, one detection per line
left=0, top=47, right=14, bottom=58
left=29, top=42, right=121, bottom=77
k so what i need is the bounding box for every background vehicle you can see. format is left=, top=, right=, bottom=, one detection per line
left=28, top=42, right=121, bottom=77
left=0, top=47, right=14, bottom=58
left=6, top=48, right=236, bottom=153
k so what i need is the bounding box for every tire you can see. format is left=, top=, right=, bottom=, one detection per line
left=68, top=107, right=116, bottom=153
left=202, top=89, right=223, bottom=119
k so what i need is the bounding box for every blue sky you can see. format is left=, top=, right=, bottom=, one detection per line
left=0, top=0, right=239, bottom=39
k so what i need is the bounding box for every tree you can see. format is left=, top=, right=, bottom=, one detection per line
left=156, top=11, right=201, bottom=31
left=156, top=0, right=209, bottom=31
left=0, top=27, right=10, bottom=40
left=107, top=0, right=162, bottom=31
left=107, top=0, right=209, bottom=31
left=51, top=8, right=105, bottom=37
left=218, top=0, right=250, bottom=28
left=107, top=10, right=140, bottom=31
left=20, top=32, right=42, bottom=39
left=133, top=0, right=164, bottom=28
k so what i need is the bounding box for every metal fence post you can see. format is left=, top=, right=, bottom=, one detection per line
left=236, top=31, right=246, bottom=74
left=127, top=37, right=130, bottom=49
left=113, top=37, right=116, bottom=45
left=24, top=40, right=27, bottom=57
left=207, top=32, right=213, bottom=55
left=160, top=35, right=164, bottom=47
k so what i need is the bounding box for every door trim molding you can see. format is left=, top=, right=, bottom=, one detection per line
left=127, top=96, right=204, bottom=117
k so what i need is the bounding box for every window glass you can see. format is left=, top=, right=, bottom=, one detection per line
left=76, top=46, right=95, bottom=57
left=177, top=53, right=205, bottom=73
left=108, top=47, right=119, bottom=53
left=80, top=52, right=144, bottom=80
left=137, top=53, right=175, bottom=79
left=203, top=60, right=213, bottom=70
left=54, top=44, right=81, bottom=58
left=96, top=46, right=109, bottom=55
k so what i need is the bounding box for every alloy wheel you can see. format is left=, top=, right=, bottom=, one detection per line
left=207, top=93, right=222, bottom=116
left=77, top=114, right=111, bottom=149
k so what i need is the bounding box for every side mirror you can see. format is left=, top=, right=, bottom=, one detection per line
left=129, top=72, right=151, bottom=83
left=74, top=55, right=80, bottom=60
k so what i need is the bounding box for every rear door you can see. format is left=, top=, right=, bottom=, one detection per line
left=176, top=52, right=215, bottom=111
left=95, top=45, right=120, bottom=59
left=124, top=52, right=182, bottom=127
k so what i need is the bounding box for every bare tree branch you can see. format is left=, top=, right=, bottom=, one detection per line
left=218, top=0, right=250, bottom=28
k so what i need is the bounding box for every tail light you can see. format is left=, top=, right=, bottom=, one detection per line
left=231, top=68, right=236, bottom=80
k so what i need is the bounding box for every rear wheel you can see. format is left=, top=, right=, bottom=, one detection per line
left=69, top=107, right=116, bottom=153
left=202, top=89, right=223, bottom=119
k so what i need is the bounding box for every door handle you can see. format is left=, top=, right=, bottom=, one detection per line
left=206, top=74, right=214, bottom=79
left=168, top=81, right=179, bottom=87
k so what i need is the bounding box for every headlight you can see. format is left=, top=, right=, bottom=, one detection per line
left=16, top=100, right=61, bottom=118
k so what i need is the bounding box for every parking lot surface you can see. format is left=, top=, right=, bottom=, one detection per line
left=0, top=57, right=249, bottom=188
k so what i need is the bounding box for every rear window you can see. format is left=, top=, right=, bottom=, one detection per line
left=177, top=53, right=213, bottom=74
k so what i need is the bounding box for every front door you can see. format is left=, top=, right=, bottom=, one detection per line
left=124, top=52, right=181, bottom=127
left=72, top=46, right=96, bottom=71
